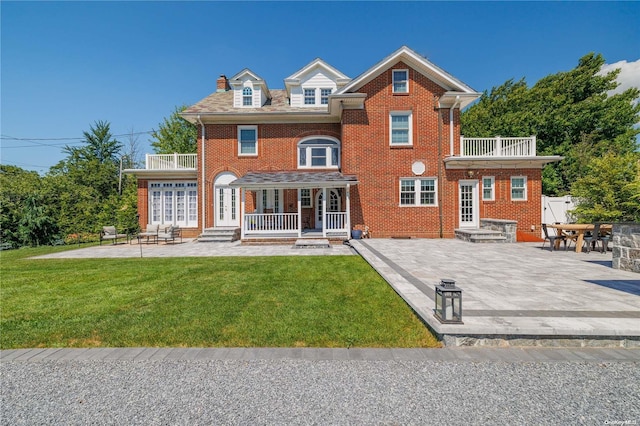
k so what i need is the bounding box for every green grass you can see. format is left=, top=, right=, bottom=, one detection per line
left=0, top=246, right=439, bottom=349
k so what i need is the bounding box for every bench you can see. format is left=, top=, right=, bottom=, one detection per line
left=100, top=226, right=129, bottom=245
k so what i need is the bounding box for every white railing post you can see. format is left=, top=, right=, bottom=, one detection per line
left=145, top=153, right=150, bottom=169
left=297, top=189, right=302, bottom=238
left=460, top=135, right=465, bottom=156
left=495, top=136, right=502, bottom=157
left=240, top=189, right=246, bottom=239
left=531, top=135, right=536, bottom=156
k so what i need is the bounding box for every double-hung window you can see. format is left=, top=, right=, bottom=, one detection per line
left=482, top=176, right=495, bottom=201
left=242, top=87, right=253, bottom=106
left=304, top=88, right=316, bottom=105
left=320, top=88, right=332, bottom=105
left=393, top=69, right=408, bottom=93
left=298, top=138, right=340, bottom=169
left=400, top=178, right=437, bottom=206
left=511, top=176, right=527, bottom=200
left=300, top=189, right=312, bottom=208
left=390, top=111, right=412, bottom=146
left=238, top=125, right=257, bottom=156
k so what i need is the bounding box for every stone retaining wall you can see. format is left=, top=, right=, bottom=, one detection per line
left=480, top=218, right=517, bottom=243
left=612, top=223, right=640, bottom=273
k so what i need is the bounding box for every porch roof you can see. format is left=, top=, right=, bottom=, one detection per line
left=229, top=171, right=358, bottom=189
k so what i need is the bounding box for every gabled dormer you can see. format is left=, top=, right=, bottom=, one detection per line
left=229, top=69, right=271, bottom=108
left=285, top=59, right=350, bottom=108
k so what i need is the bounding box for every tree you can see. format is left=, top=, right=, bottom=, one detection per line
left=461, top=53, right=640, bottom=196
left=571, top=153, right=640, bottom=223
left=0, top=165, right=43, bottom=247
left=64, top=120, right=122, bottom=164
left=150, top=105, right=197, bottom=154
left=18, top=194, right=59, bottom=247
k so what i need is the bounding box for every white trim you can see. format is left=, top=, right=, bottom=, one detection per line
left=511, top=176, right=528, bottom=201
left=399, top=177, right=438, bottom=207
left=389, top=111, right=413, bottom=146
left=482, top=176, right=495, bottom=201
left=238, top=125, right=258, bottom=156
left=392, top=69, right=409, bottom=93
left=297, top=136, right=341, bottom=169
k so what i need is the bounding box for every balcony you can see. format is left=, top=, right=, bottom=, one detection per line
left=460, top=136, right=536, bottom=157
left=444, top=136, right=562, bottom=170
left=145, top=153, right=197, bottom=170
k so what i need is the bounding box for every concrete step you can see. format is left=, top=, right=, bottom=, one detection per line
left=455, top=229, right=507, bottom=243
left=294, top=239, right=331, bottom=249
left=197, top=228, right=240, bottom=242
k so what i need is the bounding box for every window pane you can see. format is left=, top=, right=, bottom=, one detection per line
left=392, top=130, right=409, bottom=144
left=311, top=147, right=326, bottom=166
left=393, top=70, right=408, bottom=93
left=240, top=129, right=256, bottom=154
left=299, top=147, right=306, bottom=166
left=419, top=179, right=435, bottom=205
left=321, top=88, right=331, bottom=105
left=400, top=179, right=415, bottom=205
left=331, top=147, right=339, bottom=166
left=304, top=89, right=315, bottom=105
left=391, top=113, right=410, bottom=145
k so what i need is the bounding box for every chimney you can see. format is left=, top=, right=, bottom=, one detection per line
left=217, top=75, right=230, bottom=92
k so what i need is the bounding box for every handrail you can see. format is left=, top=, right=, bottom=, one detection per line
left=145, top=153, right=197, bottom=170
left=459, top=136, right=536, bottom=157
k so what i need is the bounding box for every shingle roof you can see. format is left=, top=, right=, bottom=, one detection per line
left=183, top=89, right=328, bottom=114
left=229, top=171, right=358, bottom=189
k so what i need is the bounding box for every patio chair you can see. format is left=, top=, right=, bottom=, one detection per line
left=100, top=226, right=129, bottom=245
left=137, top=224, right=159, bottom=244
left=583, top=223, right=603, bottom=253
left=158, top=225, right=182, bottom=244
left=598, top=227, right=611, bottom=253
left=541, top=223, right=566, bottom=252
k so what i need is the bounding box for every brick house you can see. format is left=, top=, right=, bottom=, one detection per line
left=127, top=46, right=560, bottom=241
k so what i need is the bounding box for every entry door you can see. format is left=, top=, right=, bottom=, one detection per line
left=316, top=189, right=340, bottom=228
left=215, top=186, right=239, bottom=227
left=459, top=180, right=479, bottom=228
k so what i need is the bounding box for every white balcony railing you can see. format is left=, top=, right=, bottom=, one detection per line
left=145, top=153, right=197, bottom=170
left=460, top=136, right=536, bottom=157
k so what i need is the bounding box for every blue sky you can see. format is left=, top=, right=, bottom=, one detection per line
left=2, top=1, right=639, bottom=174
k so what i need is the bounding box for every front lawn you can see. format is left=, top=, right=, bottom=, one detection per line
left=0, top=247, right=439, bottom=348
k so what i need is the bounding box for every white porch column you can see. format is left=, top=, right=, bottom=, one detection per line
left=345, top=184, right=351, bottom=237
left=240, top=188, right=246, bottom=239
left=322, top=187, right=327, bottom=238
left=297, top=188, right=302, bottom=238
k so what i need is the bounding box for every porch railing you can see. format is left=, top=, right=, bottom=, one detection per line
left=325, top=212, right=348, bottom=232
left=244, top=213, right=299, bottom=234
left=460, top=136, right=536, bottom=157
left=145, top=153, right=197, bottom=170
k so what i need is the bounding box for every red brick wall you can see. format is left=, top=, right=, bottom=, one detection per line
left=199, top=123, right=341, bottom=228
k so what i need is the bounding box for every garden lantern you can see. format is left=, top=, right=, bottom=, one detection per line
left=434, top=279, right=463, bottom=324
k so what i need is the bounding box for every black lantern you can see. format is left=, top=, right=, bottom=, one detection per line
left=434, top=279, right=463, bottom=324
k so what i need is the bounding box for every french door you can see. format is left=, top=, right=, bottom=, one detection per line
left=315, top=189, right=340, bottom=228
left=459, top=180, right=479, bottom=228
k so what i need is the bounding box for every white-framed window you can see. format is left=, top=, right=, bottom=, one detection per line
left=399, top=178, right=437, bottom=206
left=298, top=137, right=340, bottom=169
left=320, top=88, right=332, bottom=105
left=482, top=176, right=495, bottom=201
left=149, top=181, right=198, bottom=227
left=393, top=69, right=408, bottom=93
left=238, top=125, right=257, bottom=156
left=242, top=87, right=253, bottom=106
left=511, top=176, right=527, bottom=201
left=301, top=188, right=312, bottom=208
left=390, top=111, right=412, bottom=146
left=304, top=88, right=316, bottom=105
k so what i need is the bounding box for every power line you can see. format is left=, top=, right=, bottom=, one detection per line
left=0, top=131, right=155, bottom=149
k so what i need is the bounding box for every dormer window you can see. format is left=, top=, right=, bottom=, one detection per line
left=298, top=137, right=340, bottom=169
left=242, top=87, right=253, bottom=106
left=304, top=89, right=316, bottom=105
left=321, top=88, right=332, bottom=105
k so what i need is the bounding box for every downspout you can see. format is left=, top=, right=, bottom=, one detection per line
left=197, top=115, right=206, bottom=234
left=435, top=96, right=444, bottom=239
left=449, top=95, right=460, bottom=156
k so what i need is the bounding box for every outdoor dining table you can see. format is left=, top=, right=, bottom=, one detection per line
left=546, top=223, right=612, bottom=253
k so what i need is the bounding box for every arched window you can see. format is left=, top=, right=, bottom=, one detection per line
left=242, top=87, right=253, bottom=106
left=298, top=137, right=340, bottom=169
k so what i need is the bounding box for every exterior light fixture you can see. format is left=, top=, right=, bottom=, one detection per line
left=434, top=278, right=463, bottom=324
